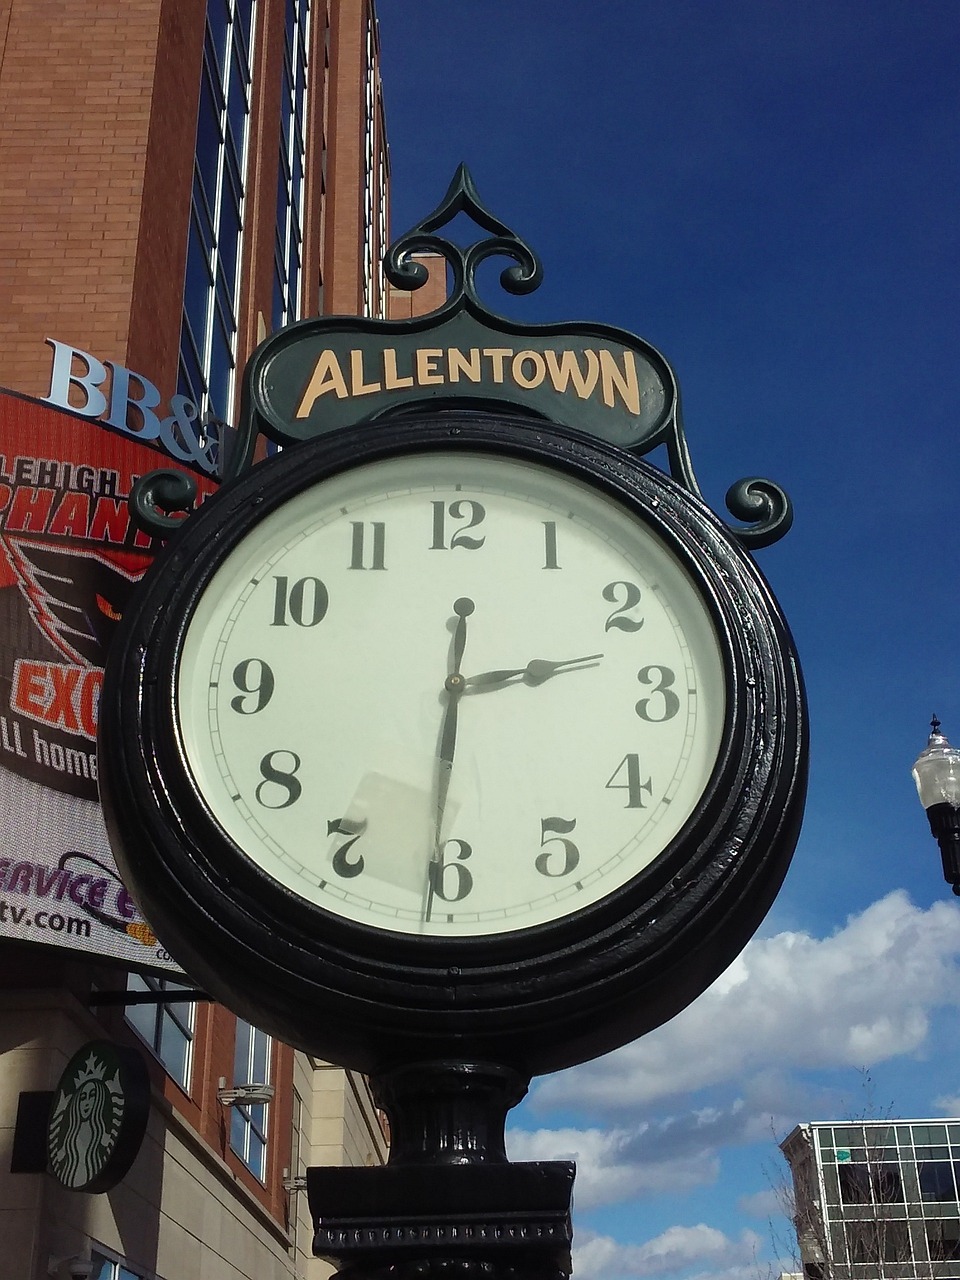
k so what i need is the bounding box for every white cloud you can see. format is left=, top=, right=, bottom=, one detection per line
left=534, top=892, right=960, bottom=1114
left=573, top=1224, right=762, bottom=1280
left=507, top=1124, right=719, bottom=1209
left=509, top=1074, right=834, bottom=1208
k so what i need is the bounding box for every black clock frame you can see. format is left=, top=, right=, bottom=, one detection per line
left=99, top=410, right=807, bottom=1077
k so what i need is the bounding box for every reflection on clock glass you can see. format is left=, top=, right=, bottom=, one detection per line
left=176, top=452, right=726, bottom=936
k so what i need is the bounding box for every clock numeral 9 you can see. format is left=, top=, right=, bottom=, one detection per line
left=430, top=499, right=486, bottom=550
left=635, top=665, right=679, bottom=722
left=429, top=839, right=473, bottom=901
left=255, top=750, right=302, bottom=808
left=603, top=580, right=644, bottom=632
left=605, top=753, right=653, bottom=808
left=230, top=659, right=275, bottom=714
left=271, top=575, right=329, bottom=627
left=536, top=817, right=579, bottom=877
left=328, top=817, right=366, bottom=877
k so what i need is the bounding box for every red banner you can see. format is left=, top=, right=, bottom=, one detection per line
left=0, top=388, right=215, bottom=971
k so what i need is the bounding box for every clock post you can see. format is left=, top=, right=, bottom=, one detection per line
left=308, top=1062, right=574, bottom=1279
left=102, top=168, right=807, bottom=1279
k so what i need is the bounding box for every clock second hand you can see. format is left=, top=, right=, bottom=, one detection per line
left=464, top=653, right=604, bottom=692
left=425, top=597, right=474, bottom=924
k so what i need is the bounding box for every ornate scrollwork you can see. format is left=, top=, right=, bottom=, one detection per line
left=659, top=401, right=793, bottom=548
left=724, top=476, right=794, bottom=549
left=384, top=164, right=543, bottom=316
left=129, top=468, right=198, bottom=540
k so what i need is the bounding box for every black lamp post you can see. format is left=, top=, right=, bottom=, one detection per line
left=912, top=717, right=960, bottom=894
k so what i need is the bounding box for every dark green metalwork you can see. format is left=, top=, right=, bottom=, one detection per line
left=130, top=166, right=792, bottom=549
left=383, top=163, right=544, bottom=311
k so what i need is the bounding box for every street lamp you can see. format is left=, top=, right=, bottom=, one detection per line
left=912, top=717, right=960, bottom=894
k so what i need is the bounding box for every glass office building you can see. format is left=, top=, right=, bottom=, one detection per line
left=782, top=1119, right=960, bottom=1278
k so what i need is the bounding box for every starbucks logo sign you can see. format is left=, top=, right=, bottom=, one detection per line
left=47, top=1040, right=150, bottom=1192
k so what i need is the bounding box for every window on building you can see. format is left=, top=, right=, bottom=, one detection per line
left=360, top=8, right=382, bottom=317
left=845, top=1219, right=911, bottom=1265
left=836, top=1159, right=903, bottom=1204
left=838, top=1162, right=871, bottom=1203
left=179, top=0, right=256, bottom=427
left=230, top=1019, right=271, bottom=1181
left=871, top=1163, right=904, bottom=1202
left=920, top=1160, right=959, bottom=1201
left=91, top=1249, right=145, bottom=1280
left=273, top=0, right=310, bottom=331
left=929, top=1220, right=960, bottom=1261
left=125, top=972, right=195, bottom=1090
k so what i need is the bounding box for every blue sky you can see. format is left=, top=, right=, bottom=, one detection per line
left=376, top=3, right=960, bottom=1277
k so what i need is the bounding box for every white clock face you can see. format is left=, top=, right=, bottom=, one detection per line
left=176, top=450, right=726, bottom=937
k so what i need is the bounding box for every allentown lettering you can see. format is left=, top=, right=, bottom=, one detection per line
left=295, top=346, right=642, bottom=419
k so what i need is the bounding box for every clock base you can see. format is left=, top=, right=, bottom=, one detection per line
left=308, top=1061, right=574, bottom=1280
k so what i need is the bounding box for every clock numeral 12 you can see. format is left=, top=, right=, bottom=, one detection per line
left=271, top=576, right=329, bottom=627
left=349, top=521, right=385, bottom=570
left=605, top=754, right=653, bottom=808
left=430, top=499, right=486, bottom=550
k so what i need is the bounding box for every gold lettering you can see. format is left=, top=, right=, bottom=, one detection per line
left=350, top=349, right=382, bottom=396
left=512, top=350, right=546, bottom=390
left=383, top=348, right=414, bottom=390
left=599, top=349, right=641, bottom=415
left=447, top=348, right=482, bottom=383
left=544, top=349, right=600, bottom=400
left=416, top=349, right=444, bottom=386
left=295, top=350, right=349, bottom=417
left=483, top=348, right=513, bottom=383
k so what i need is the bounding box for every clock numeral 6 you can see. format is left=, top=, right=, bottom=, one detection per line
left=271, top=575, right=329, bottom=627
left=430, top=499, right=486, bottom=550
left=429, top=839, right=473, bottom=901
left=255, top=750, right=302, bottom=808
left=230, top=659, right=275, bottom=714
left=635, top=665, right=680, bottom=722
left=605, top=753, right=653, bottom=809
left=536, top=817, right=580, bottom=877
left=328, top=817, right=366, bottom=877
left=603, top=580, right=644, bottom=632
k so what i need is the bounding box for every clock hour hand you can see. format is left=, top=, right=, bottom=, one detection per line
left=426, top=598, right=474, bottom=922
left=464, top=653, right=604, bottom=692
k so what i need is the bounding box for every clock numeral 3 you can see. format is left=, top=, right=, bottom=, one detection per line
left=328, top=817, right=366, bottom=877
left=430, top=499, right=486, bottom=550
left=349, top=521, right=386, bottom=570
left=605, top=754, right=653, bottom=809
left=602, top=581, right=644, bottom=632
left=255, top=750, right=302, bottom=808
left=230, top=659, right=275, bottom=714
left=635, top=665, right=679, bottom=721
left=536, top=817, right=579, bottom=877
left=429, top=839, right=473, bottom=901
left=271, top=576, right=329, bottom=627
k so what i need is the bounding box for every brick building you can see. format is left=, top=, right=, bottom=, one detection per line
left=0, top=2, right=441, bottom=1277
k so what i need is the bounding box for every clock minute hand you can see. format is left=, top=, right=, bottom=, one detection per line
left=426, top=597, right=474, bottom=923
left=464, top=653, right=604, bottom=692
